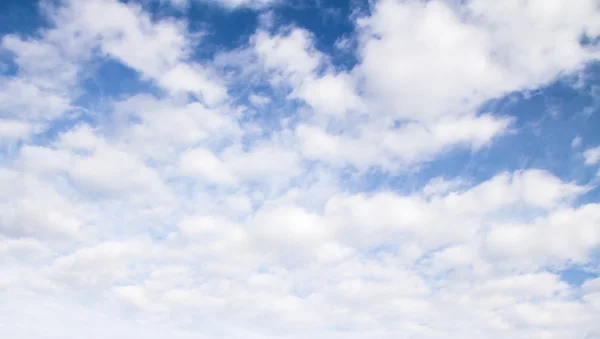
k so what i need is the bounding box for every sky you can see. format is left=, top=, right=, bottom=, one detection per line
left=1, top=0, right=600, bottom=338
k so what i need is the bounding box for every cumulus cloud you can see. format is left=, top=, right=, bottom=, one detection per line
left=1, top=0, right=600, bottom=338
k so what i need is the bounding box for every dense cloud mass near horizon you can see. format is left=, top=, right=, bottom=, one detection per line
left=1, top=0, right=600, bottom=338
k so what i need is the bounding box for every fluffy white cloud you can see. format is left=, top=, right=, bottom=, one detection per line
left=180, top=142, right=301, bottom=187
left=0, top=120, right=42, bottom=143
left=421, top=177, right=467, bottom=197
left=0, top=79, right=71, bottom=121
left=180, top=147, right=239, bottom=185
left=248, top=93, right=271, bottom=106
left=357, top=0, right=600, bottom=122
left=42, top=0, right=224, bottom=105
left=253, top=28, right=323, bottom=82
left=486, top=203, right=600, bottom=267
left=325, top=170, right=586, bottom=253
left=1, top=0, right=600, bottom=338
left=0, top=169, right=87, bottom=239
left=290, top=72, right=363, bottom=117
left=113, top=95, right=240, bottom=159
left=159, top=64, right=228, bottom=105
left=297, top=114, right=512, bottom=169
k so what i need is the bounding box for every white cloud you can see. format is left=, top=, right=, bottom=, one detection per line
left=0, top=79, right=71, bottom=121
left=584, top=146, right=600, bottom=165
left=70, top=146, right=168, bottom=195
left=297, top=114, right=512, bottom=170
left=291, top=72, right=363, bottom=116
left=186, top=0, right=277, bottom=10
left=0, top=120, right=42, bottom=143
left=158, top=64, right=228, bottom=106
left=33, top=0, right=225, bottom=106
left=50, top=240, right=147, bottom=289
left=180, top=148, right=238, bottom=185
left=486, top=203, right=600, bottom=267
left=1, top=33, right=82, bottom=90
left=248, top=205, right=333, bottom=256
left=253, top=28, right=323, bottom=83
left=215, top=0, right=278, bottom=9
left=0, top=169, right=86, bottom=239
left=325, top=169, right=587, bottom=254
left=111, top=94, right=241, bottom=162
left=61, top=0, right=187, bottom=78
left=113, top=284, right=168, bottom=312
left=222, top=142, right=302, bottom=183
left=248, top=93, right=271, bottom=106
left=1, top=0, right=600, bottom=338
left=251, top=28, right=362, bottom=118
left=421, top=177, right=467, bottom=197
left=357, top=0, right=600, bottom=122
left=240, top=23, right=517, bottom=169
left=179, top=142, right=301, bottom=187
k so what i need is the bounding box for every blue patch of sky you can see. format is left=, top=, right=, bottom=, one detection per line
left=79, top=59, right=160, bottom=102
left=186, top=4, right=258, bottom=58
left=0, top=51, right=18, bottom=76
left=580, top=33, right=600, bottom=48
left=0, top=0, right=45, bottom=37
left=559, top=266, right=599, bottom=287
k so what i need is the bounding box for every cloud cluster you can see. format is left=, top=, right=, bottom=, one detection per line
left=1, top=0, right=600, bottom=338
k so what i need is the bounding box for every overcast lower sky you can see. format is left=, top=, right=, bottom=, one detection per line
left=1, top=0, right=600, bottom=338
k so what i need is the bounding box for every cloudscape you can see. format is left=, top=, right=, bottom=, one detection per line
left=1, top=0, right=600, bottom=338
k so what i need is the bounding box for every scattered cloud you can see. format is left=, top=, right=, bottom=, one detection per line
left=584, top=146, right=600, bottom=165
left=1, top=0, right=600, bottom=338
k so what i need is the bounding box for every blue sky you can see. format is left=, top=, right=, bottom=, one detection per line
left=1, top=0, right=600, bottom=338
